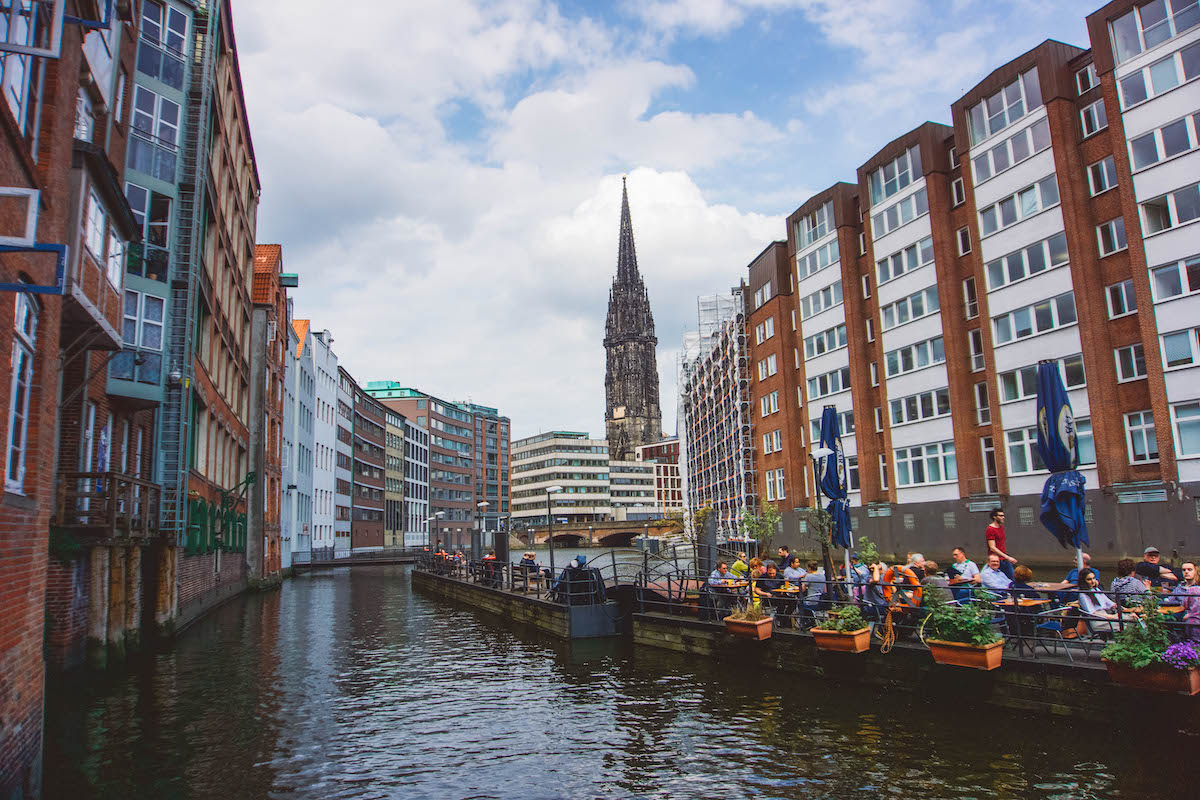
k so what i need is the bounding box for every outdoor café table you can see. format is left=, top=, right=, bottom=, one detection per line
left=995, top=598, right=1053, bottom=655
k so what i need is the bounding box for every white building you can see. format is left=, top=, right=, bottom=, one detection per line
left=283, top=314, right=316, bottom=565
left=403, top=417, right=429, bottom=547
left=511, top=432, right=611, bottom=526
left=311, top=328, right=339, bottom=556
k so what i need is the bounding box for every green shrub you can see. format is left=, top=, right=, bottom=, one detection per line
left=923, top=590, right=1002, bottom=647
left=815, top=605, right=867, bottom=632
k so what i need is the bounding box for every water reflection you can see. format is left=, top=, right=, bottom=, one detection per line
left=45, top=566, right=1188, bottom=799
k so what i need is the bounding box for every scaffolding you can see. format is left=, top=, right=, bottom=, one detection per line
left=678, top=288, right=756, bottom=539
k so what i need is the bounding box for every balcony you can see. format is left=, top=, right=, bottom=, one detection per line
left=136, top=38, right=186, bottom=91
left=57, top=472, right=162, bottom=539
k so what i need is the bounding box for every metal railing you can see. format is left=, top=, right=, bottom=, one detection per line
left=293, top=546, right=423, bottom=565
left=414, top=553, right=618, bottom=607
left=634, top=568, right=1200, bottom=665
left=56, top=471, right=161, bottom=538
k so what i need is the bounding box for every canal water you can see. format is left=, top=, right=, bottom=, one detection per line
left=44, top=565, right=1192, bottom=800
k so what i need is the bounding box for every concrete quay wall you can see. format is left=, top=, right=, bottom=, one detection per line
left=412, top=570, right=569, bottom=638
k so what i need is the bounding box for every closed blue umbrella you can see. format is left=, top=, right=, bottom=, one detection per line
left=1035, top=361, right=1088, bottom=569
left=817, top=405, right=852, bottom=559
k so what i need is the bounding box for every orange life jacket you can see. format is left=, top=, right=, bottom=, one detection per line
left=882, top=565, right=923, bottom=606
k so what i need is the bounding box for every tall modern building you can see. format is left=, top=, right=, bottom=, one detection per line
left=384, top=408, right=406, bottom=547
left=309, top=327, right=339, bottom=556
left=511, top=432, right=611, bottom=526
left=604, top=178, right=662, bottom=460
left=465, top=402, right=511, bottom=544
left=745, top=2, right=1200, bottom=556
left=283, top=311, right=315, bottom=565
left=403, top=417, right=430, bottom=547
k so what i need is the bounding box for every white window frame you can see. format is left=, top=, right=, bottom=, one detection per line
left=967, top=67, right=1042, bottom=145
left=1111, top=2, right=1200, bottom=66
left=1006, top=427, right=1045, bottom=475
left=807, top=366, right=851, bottom=401
left=1081, top=98, right=1107, bottom=138
left=865, top=318, right=874, bottom=342
left=964, top=277, right=978, bottom=319
left=766, top=353, right=778, bottom=376
left=870, top=361, right=878, bottom=386
left=1097, top=217, right=1128, bottom=256
left=889, top=387, right=951, bottom=427
left=798, top=201, right=834, bottom=248
left=1115, top=343, right=1148, bottom=383
left=999, top=354, right=1086, bottom=402
left=878, top=453, right=888, bottom=490
left=1129, top=112, right=1200, bottom=172
left=871, top=188, right=928, bottom=237
left=799, top=281, right=843, bottom=319
left=894, top=441, right=957, bottom=487
left=1171, top=401, right=1200, bottom=458
left=876, top=236, right=934, bottom=284
left=804, top=323, right=847, bottom=360
left=992, top=292, right=1077, bottom=345
left=797, top=239, right=840, bottom=278
left=1077, top=63, right=1098, bottom=94
left=1161, top=327, right=1200, bottom=370
left=1106, top=279, right=1138, bottom=319
left=858, top=232, right=866, bottom=256
left=6, top=293, right=38, bottom=493
left=978, top=173, right=1060, bottom=238
left=1140, top=181, right=1200, bottom=236
left=884, top=336, right=945, bottom=378
left=881, top=286, right=939, bottom=331
left=952, top=177, right=965, bottom=206
left=969, top=328, right=985, bottom=372
left=975, top=381, right=991, bottom=425
left=956, top=227, right=971, bottom=256
left=1088, top=156, right=1119, bottom=195
left=1118, top=42, right=1200, bottom=110
left=1125, top=410, right=1159, bottom=464
left=861, top=274, right=870, bottom=298
left=868, top=145, right=923, bottom=206
left=971, top=118, right=1052, bottom=185
left=874, top=407, right=884, bottom=433
left=1151, top=255, right=1200, bottom=301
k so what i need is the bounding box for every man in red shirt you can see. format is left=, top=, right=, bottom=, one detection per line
left=986, top=509, right=1017, bottom=580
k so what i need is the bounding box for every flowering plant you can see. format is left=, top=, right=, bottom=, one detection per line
left=1160, top=642, right=1200, bottom=671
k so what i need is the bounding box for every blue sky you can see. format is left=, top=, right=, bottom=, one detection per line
left=236, top=0, right=1094, bottom=439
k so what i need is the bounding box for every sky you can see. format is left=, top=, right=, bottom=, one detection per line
left=235, top=0, right=1091, bottom=440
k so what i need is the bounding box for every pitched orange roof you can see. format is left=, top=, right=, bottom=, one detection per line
left=252, top=244, right=282, bottom=304
left=292, top=319, right=310, bottom=358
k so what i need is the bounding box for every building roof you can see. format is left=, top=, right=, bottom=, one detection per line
left=292, top=319, right=310, bottom=358
left=252, top=244, right=282, bottom=304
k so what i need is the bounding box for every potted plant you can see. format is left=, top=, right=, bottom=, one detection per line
left=1101, top=596, right=1200, bottom=695
left=812, top=605, right=870, bottom=653
left=724, top=601, right=774, bottom=640
left=921, top=590, right=1004, bottom=670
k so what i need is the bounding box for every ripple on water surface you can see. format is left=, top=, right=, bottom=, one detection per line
left=43, top=566, right=1190, bottom=799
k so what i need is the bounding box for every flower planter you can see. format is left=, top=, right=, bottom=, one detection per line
left=927, top=639, right=1004, bottom=671
left=812, top=627, right=871, bottom=653
left=724, top=615, right=774, bottom=640
left=1103, top=661, right=1200, bottom=695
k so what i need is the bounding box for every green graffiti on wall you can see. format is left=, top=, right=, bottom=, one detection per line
left=186, top=498, right=247, bottom=555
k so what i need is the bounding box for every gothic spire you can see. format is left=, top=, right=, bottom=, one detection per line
left=617, top=175, right=640, bottom=285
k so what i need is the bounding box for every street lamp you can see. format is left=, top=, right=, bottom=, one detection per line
left=476, top=500, right=489, bottom=560
left=426, top=511, right=444, bottom=551
left=546, top=485, right=564, bottom=578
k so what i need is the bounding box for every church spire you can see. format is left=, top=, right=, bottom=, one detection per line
left=617, top=175, right=640, bottom=285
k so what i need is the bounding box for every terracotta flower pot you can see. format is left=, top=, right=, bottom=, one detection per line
left=1103, top=661, right=1200, bottom=695
left=812, top=627, right=871, bottom=653
left=927, top=638, right=1004, bottom=671
left=724, top=615, right=774, bottom=640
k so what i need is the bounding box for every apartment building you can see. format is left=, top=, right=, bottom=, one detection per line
left=335, top=367, right=354, bottom=551
left=608, top=459, right=658, bottom=519
left=283, top=313, right=315, bottom=565
left=310, top=327, right=338, bottom=555
left=350, top=385, right=387, bottom=551
left=465, top=402, right=510, bottom=546
left=511, top=432, right=611, bottom=526
left=384, top=408, right=405, bottom=548
left=761, top=2, right=1200, bottom=559
left=403, top=417, right=429, bottom=547
left=636, top=438, right=685, bottom=513
left=678, top=290, right=758, bottom=536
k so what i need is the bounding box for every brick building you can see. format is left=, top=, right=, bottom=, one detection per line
left=351, top=383, right=387, bottom=551
left=745, top=1, right=1200, bottom=560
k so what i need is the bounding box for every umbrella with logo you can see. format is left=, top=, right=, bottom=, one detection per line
left=817, top=405, right=852, bottom=590
left=1035, top=360, right=1088, bottom=570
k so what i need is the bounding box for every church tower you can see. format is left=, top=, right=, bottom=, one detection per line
left=604, top=178, right=662, bottom=460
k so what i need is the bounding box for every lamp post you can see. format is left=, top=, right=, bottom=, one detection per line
left=426, top=511, right=444, bottom=551
left=546, top=485, right=564, bottom=577
left=475, top=500, right=489, bottom=560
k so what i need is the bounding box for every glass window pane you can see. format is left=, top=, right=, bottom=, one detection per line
left=1000, top=197, right=1018, bottom=226
left=1031, top=118, right=1051, bottom=151
left=1149, top=57, right=1180, bottom=94
left=1019, top=188, right=1038, bottom=217
left=1057, top=293, right=1077, bottom=325
left=1034, top=300, right=1054, bottom=331
left=991, top=142, right=1010, bottom=172
left=1121, top=72, right=1148, bottom=106
left=974, top=153, right=992, bottom=182
left=1014, top=307, right=1033, bottom=338
left=1026, top=242, right=1046, bottom=274
left=1182, top=42, right=1200, bottom=80
left=1162, top=119, right=1191, bottom=158
left=1012, top=131, right=1031, bottom=164
left=1022, top=68, right=1042, bottom=108
left=1187, top=257, right=1200, bottom=291
left=1112, top=11, right=1142, bottom=63
left=1163, top=331, right=1194, bottom=366
left=981, top=206, right=998, bottom=235
left=1154, top=264, right=1183, bottom=298
left=1007, top=253, right=1025, bottom=282
left=1048, top=232, right=1069, bottom=265
left=1131, top=132, right=1160, bottom=169
left=1039, top=176, right=1059, bottom=207
left=1173, top=185, right=1200, bottom=223
left=988, top=259, right=1005, bottom=288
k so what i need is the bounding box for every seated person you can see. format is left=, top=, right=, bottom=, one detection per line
left=747, top=557, right=765, bottom=580
left=518, top=552, right=538, bottom=567
left=1136, top=547, right=1179, bottom=588
left=947, top=547, right=980, bottom=601
left=1167, top=561, right=1199, bottom=603
left=707, top=560, right=739, bottom=613
left=783, top=556, right=805, bottom=585
left=755, top=562, right=783, bottom=598
left=1110, top=558, right=1152, bottom=607
left=802, top=561, right=827, bottom=610
left=730, top=552, right=749, bottom=577
left=1009, top=565, right=1042, bottom=599
left=920, top=560, right=949, bottom=589
left=973, top=554, right=1013, bottom=593
left=1077, top=568, right=1139, bottom=633
left=906, top=553, right=927, bottom=581
left=1172, top=563, right=1200, bottom=642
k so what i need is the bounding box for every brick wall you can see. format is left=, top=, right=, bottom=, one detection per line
left=44, top=556, right=88, bottom=670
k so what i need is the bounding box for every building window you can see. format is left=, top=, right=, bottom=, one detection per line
left=993, top=292, right=1077, bottom=345
left=847, top=455, right=860, bottom=491
left=799, top=280, right=843, bottom=318
left=74, top=89, right=94, bottom=142
left=6, top=294, right=38, bottom=493
left=774, top=468, right=785, bottom=500
left=807, top=366, right=851, bottom=401
left=1111, top=3, right=1200, bottom=65
left=1172, top=401, right=1200, bottom=457
left=1077, top=63, right=1098, bottom=94
left=870, top=361, right=879, bottom=386
left=874, top=407, right=883, bottom=432
left=956, top=227, right=971, bottom=256
left=871, top=188, right=928, bottom=236
left=975, top=382, right=991, bottom=425
left=877, top=236, right=933, bottom=284
left=129, top=86, right=181, bottom=183
left=1088, top=156, right=1119, bottom=195
left=1116, top=343, right=1148, bottom=382
left=1107, top=279, right=1138, bottom=318
left=1080, top=98, right=1107, bottom=137
left=1097, top=218, right=1128, bottom=256
left=861, top=274, right=871, bottom=298
left=1006, top=427, right=1046, bottom=475
left=868, top=145, right=923, bottom=206
left=797, top=239, right=840, bottom=278
left=969, top=328, right=985, bottom=372
left=1000, top=354, right=1086, bottom=402
left=895, top=441, right=957, bottom=487
left=858, top=232, right=867, bottom=256
left=967, top=67, right=1042, bottom=145
left=1152, top=254, right=1200, bottom=300
left=986, top=233, right=1069, bottom=291
left=950, top=146, right=960, bottom=168
left=964, top=277, right=978, bottom=319
left=890, top=387, right=950, bottom=426
left=879, top=453, right=889, bottom=490
left=1125, top=410, right=1159, bottom=463
left=881, top=286, right=939, bottom=330
left=1141, top=181, right=1200, bottom=235
left=798, top=201, right=834, bottom=248
left=767, top=353, right=777, bottom=376
left=865, top=318, right=874, bottom=342
left=952, top=177, right=966, bottom=206
left=84, top=191, right=126, bottom=289
left=803, top=323, right=847, bottom=359
left=1130, top=112, right=1200, bottom=171
left=972, top=118, right=1052, bottom=184
left=978, top=174, right=1060, bottom=237
left=885, top=336, right=945, bottom=378
left=762, top=433, right=773, bottom=455
left=1118, top=42, right=1200, bottom=109
left=1161, top=327, right=1199, bottom=368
